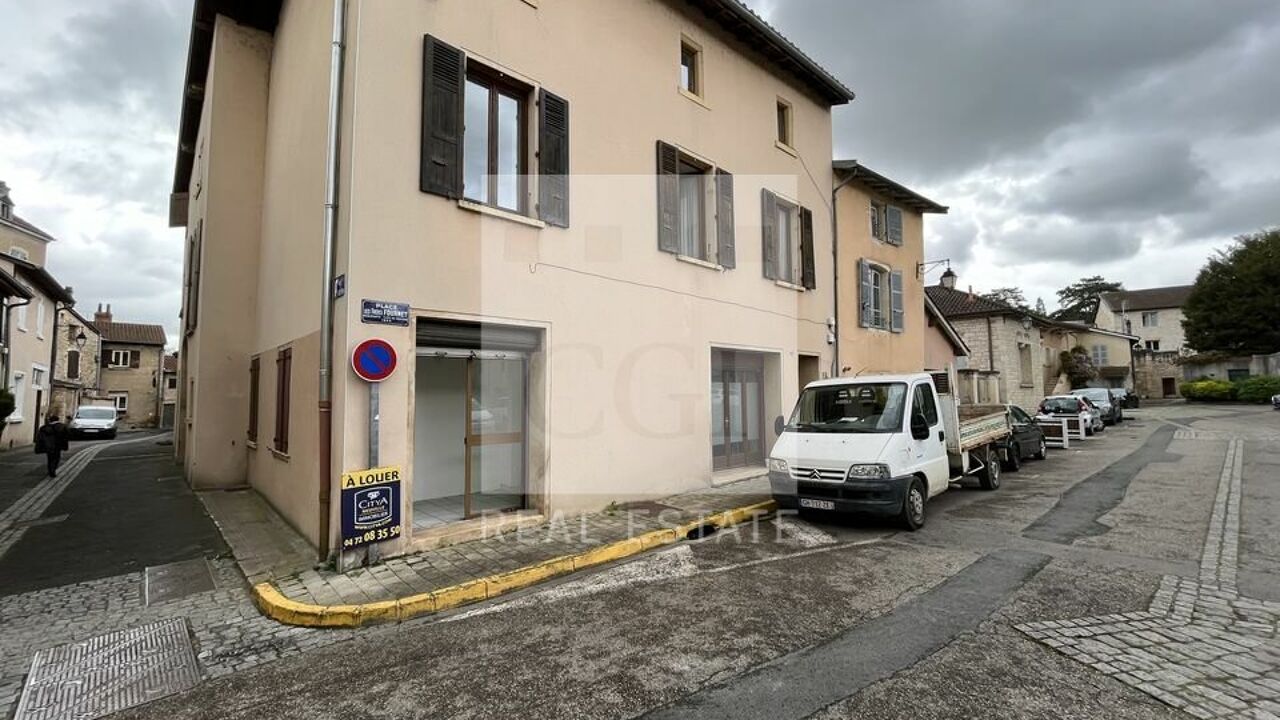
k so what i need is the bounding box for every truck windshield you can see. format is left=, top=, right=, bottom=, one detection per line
left=76, top=407, right=117, bottom=420
left=787, top=382, right=907, bottom=433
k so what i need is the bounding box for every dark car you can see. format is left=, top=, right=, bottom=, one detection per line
left=1113, top=388, right=1139, bottom=409
left=1002, top=405, right=1048, bottom=471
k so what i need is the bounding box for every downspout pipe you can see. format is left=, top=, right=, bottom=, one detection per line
left=317, top=0, right=347, bottom=563
left=47, top=301, right=62, bottom=418
left=831, top=162, right=860, bottom=378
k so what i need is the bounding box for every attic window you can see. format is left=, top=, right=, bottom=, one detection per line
left=776, top=99, right=793, bottom=146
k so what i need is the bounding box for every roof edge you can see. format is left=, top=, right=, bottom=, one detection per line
left=834, top=160, right=948, bottom=214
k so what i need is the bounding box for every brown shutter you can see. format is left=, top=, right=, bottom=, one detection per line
left=274, top=348, right=292, bottom=453
left=420, top=35, right=466, bottom=198
left=129, top=350, right=140, bottom=369
left=656, top=141, right=680, bottom=253
left=248, top=357, right=260, bottom=442
left=761, top=189, right=778, bottom=280
left=799, top=206, right=815, bottom=289
left=715, top=169, right=735, bottom=268
left=101, top=349, right=110, bottom=368
left=537, top=89, right=570, bottom=227
left=67, top=350, right=80, bottom=380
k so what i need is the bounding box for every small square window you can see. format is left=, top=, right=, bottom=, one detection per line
left=776, top=99, right=792, bottom=146
left=680, top=41, right=701, bottom=96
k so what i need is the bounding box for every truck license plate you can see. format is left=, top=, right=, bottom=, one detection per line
left=799, top=498, right=835, bottom=510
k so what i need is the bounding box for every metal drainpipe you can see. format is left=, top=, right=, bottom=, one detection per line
left=317, top=0, right=348, bottom=563
left=47, top=302, right=62, bottom=418
left=831, top=163, right=860, bottom=377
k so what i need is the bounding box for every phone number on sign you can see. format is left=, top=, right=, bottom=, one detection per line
left=341, top=524, right=401, bottom=549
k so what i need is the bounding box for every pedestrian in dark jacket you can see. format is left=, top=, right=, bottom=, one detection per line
left=34, top=414, right=70, bottom=478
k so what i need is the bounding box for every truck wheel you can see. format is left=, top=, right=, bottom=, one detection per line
left=1003, top=443, right=1021, bottom=472
left=899, top=478, right=926, bottom=531
left=978, top=446, right=1001, bottom=490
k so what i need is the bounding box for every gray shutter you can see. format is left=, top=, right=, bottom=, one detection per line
left=761, top=189, right=778, bottom=280
left=799, top=206, right=815, bottom=289
left=537, top=89, right=570, bottom=227
left=858, top=259, right=873, bottom=327
left=886, top=205, right=904, bottom=246
left=890, top=269, right=904, bottom=333
left=130, top=350, right=140, bottom=369
left=656, top=141, right=679, bottom=254
left=420, top=35, right=465, bottom=198
left=715, top=169, right=735, bottom=268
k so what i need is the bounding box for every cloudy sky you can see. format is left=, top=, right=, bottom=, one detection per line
left=1, top=0, right=1278, bottom=341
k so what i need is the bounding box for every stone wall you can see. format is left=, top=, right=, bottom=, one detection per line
left=99, top=343, right=164, bottom=427
left=1133, top=350, right=1183, bottom=398
left=949, top=315, right=1048, bottom=411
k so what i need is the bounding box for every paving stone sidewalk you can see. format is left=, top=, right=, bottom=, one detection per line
left=205, top=477, right=772, bottom=608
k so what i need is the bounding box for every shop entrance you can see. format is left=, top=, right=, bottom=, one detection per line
left=711, top=349, right=766, bottom=470
left=412, top=319, right=538, bottom=531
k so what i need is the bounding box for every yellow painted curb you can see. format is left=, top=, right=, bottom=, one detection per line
left=252, top=498, right=778, bottom=628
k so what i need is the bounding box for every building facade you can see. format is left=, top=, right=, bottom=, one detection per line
left=50, top=307, right=103, bottom=419
left=92, top=306, right=167, bottom=427
left=1096, top=286, right=1193, bottom=398
left=171, top=0, right=854, bottom=559
left=832, top=162, right=947, bottom=376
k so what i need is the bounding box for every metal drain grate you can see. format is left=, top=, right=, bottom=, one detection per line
left=14, top=618, right=201, bottom=720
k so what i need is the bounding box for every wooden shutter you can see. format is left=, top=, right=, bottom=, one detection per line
left=886, top=206, right=904, bottom=246
left=248, top=357, right=260, bottom=442
left=715, top=169, right=735, bottom=268
left=761, top=189, right=778, bottom=279
left=275, top=348, right=292, bottom=453
left=129, top=350, right=140, bottom=369
left=799, top=206, right=815, bottom=289
left=101, top=349, right=110, bottom=368
left=890, top=269, right=905, bottom=332
left=67, top=350, right=80, bottom=380
left=420, top=34, right=466, bottom=198
left=858, top=259, right=873, bottom=327
left=538, top=89, right=570, bottom=227
left=656, top=141, right=680, bottom=254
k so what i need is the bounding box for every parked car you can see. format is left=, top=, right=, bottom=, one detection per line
left=1039, top=395, right=1099, bottom=436
left=1070, top=388, right=1122, bottom=425
left=1003, top=405, right=1048, bottom=471
left=1272, top=393, right=1280, bottom=410
left=68, top=405, right=118, bottom=439
left=1112, top=388, right=1139, bottom=409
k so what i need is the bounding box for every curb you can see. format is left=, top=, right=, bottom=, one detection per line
left=252, top=499, right=777, bottom=627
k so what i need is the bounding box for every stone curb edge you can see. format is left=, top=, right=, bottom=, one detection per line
left=252, top=499, right=777, bottom=628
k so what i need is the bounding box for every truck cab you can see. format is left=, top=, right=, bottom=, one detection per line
left=768, top=372, right=1007, bottom=530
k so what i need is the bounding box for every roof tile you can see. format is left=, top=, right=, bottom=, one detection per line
left=93, top=321, right=168, bottom=346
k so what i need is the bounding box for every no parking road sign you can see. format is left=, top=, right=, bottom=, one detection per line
left=351, top=338, right=397, bottom=383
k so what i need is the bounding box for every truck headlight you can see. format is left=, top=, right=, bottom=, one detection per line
left=846, top=463, right=890, bottom=480
left=767, top=457, right=790, bottom=474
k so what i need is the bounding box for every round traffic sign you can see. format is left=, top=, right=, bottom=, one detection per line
left=352, top=339, right=398, bottom=382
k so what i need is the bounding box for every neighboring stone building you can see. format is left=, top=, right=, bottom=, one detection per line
left=832, top=161, right=948, bottom=376
left=50, top=306, right=104, bottom=418
left=161, top=353, right=179, bottom=429
left=92, top=305, right=167, bottom=428
left=1095, top=285, right=1193, bottom=399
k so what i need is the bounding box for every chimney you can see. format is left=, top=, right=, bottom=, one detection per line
left=95, top=303, right=113, bottom=325
left=940, top=267, right=957, bottom=290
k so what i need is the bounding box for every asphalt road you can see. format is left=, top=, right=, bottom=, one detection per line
left=0, top=431, right=227, bottom=595
left=71, top=405, right=1280, bottom=718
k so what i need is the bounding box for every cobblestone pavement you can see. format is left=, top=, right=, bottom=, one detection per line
left=1018, top=436, right=1280, bottom=719
left=238, top=477, right=771, bottom=607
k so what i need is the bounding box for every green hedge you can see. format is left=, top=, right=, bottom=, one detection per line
left=1235, top=375, right=1280, bottom=403
left=1180, top=375, right=1280, bottom=403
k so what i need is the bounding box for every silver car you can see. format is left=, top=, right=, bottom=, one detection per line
left=68, top=405, right=118, bottom=439
left=1070, top=388, right=1121, bottom=425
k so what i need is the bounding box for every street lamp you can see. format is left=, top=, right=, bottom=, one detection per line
left=74, top=329, right=87, bottom=350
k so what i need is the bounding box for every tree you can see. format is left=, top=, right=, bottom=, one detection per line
left=1183, top=229, right=1280, bottom=354
left=1035, top=297, right=1048, bottom=316
left=1053, top=276, right=1123, bottom=320
left=1059, top=347, right=1097, bottom=389
left=981, top=287, right=1029, bottom=310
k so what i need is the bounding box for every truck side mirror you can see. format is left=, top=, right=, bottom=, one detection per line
left=774, top=415, right=786, bottom=435
left=910, top=412, right=930, bottom=440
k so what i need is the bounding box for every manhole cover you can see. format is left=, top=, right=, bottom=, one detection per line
left=14, top=618, right=201, bottom=720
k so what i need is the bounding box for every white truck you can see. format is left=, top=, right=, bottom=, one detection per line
left=767, top=371, right=1011, bottom=530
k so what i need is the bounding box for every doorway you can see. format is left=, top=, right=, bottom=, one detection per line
left=712, top=350, right=765, bottom=470
left=798, top=354, right=820, bottom=392
left=1162, top=377, right=1177, bottom=397
left=413, top=352, right=527, bottom=529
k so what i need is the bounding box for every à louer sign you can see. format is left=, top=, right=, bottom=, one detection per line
left=340, top=466, right=402, bottom=550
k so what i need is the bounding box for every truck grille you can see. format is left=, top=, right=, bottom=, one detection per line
left=789, top=466, right=845, bottom=482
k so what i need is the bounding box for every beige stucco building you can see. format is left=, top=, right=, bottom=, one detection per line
left=171, top=0, right=854, bottom=560
left=1095, top=286, right=1193, bottom=399
left=832, top=162, right=947, bottom=376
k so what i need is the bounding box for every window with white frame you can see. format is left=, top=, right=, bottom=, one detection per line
left=1091, top=344, right=1109, bottom=367
left=677, top=154, right=712, bottom=260
left=110, top=392, right=128, bottom=413
left=16, top=302, right=27, bottom=332
left=31, top=366, right=45, bottom=390
left=1141, top=311, right=1159, bottom=327
left=109, top=349, right=133, bottom=368
left=859, top=261, right=895, bottom=330
left=9, top=371, right=25, bottom=421
left=774, top=196, right=800, bottom=284
left=1145, top=340, right=1161, bottom=351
